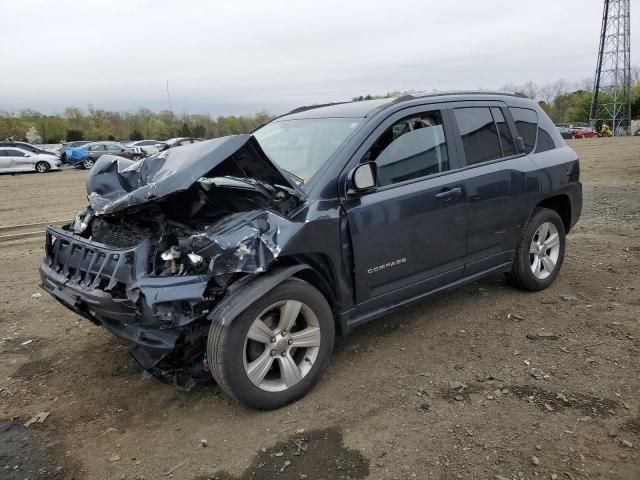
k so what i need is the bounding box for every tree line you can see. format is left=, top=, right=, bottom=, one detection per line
left=353, top=71, right=640, bottom=126
left=0, top=107, right=273, bottom=144
left=3, top=72, right=640, bottom=144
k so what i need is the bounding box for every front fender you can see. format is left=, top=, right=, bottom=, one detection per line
left=207, top=264, right=310, bottom=326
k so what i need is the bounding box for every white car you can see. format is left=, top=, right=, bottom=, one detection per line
left=128, top=140, right=165, bottom=156
left=0, top=147, right=62, bottom=173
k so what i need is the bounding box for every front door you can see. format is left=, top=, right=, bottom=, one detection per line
left=5, top=149, right=32, bottom=172
left=342, top=107, right=467, bottom=309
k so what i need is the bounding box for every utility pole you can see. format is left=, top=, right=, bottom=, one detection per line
left=166, top=80, right=174, bottom=114
left=589, top=0, right=632, bottom=135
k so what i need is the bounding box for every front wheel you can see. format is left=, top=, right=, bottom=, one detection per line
left=35, top=161, right=50, bottom=173
left=207, top=278, right=335, bottom=409
left=506, top=208, right=566, bottom=291
left=82, top=158, right=94, bottom=169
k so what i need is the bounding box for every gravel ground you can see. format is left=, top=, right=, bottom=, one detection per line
left=0, top=137, right=638, bottom=479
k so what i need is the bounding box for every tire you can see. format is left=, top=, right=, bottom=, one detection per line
left=506, top=207, right=566, bottom=291
left=35, top=161, right=50, bottom=173
left=82, top=158, right=94, bottom=169
left=207, top=278, right=335, bottom=409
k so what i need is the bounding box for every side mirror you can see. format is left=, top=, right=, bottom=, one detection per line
left=515, top=136, right=526, bottom=153
left=349, top=162, right=377, bottom=194
left=121, top=148, right=126, bottom=152
left=25, top=153, right=32, bottom=157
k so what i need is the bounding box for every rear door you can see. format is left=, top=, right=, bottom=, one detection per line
left=0, top=150, right=10, bottom=172
left=342, top=104, right=468, bottom=309
left=450, top=102, right=536, bottom=274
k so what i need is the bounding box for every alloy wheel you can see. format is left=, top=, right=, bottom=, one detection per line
left=529, top=222, right=560, bottom=280
left=243, top=300, right=321, bottom=392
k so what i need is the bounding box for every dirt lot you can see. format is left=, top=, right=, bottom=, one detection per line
left=1, top=137, right=639, bottom=480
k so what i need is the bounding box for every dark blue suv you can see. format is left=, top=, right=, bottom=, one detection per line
left=40, top=92, right=581, bottom=409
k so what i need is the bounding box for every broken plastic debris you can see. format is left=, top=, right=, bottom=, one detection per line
left=24, top=411, right=51, bottom=427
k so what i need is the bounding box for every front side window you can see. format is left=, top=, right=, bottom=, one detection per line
left=88, top=144, right=104, bottom=151
left=105, top=143, right=122, bottom=151
left=509, top=107, right=538, bottom=154
left=6, top=149, right=25, bottom=156
left=453, top=107, right=502, bottom=165
left=254, top=118, right=363, bottom=187
left=363, top=111, right=450, bottom=187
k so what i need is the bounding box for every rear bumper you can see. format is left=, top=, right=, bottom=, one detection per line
left=40, top=226, right=210, bottom=365
left=569, top=182, right=582, bottom=230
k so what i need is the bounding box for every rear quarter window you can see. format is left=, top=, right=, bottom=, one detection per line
left=509, top=107, right=537, bottom=154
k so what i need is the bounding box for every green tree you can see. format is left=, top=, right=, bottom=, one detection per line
left=66, top=129, right=84, bottom=141
left=130, top=129, right=144, bottom=141
left=144, top=118, right=170, bottom=140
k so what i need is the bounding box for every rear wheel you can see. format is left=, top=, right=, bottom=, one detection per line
left=506, top=208, right=565, bottom=291
left=82, top=158, right=94, bottom=169
left=207, top=278, right=335, bottom=409
left=35, top=161, right=50, bottom=173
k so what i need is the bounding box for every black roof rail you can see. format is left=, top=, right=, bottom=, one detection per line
left=286, top=101, right=350, bottom=115
left=391, top=90, right=529, bottom=104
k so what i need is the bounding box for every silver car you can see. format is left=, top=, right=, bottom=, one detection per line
left=0, top=147, right=61, bottom=173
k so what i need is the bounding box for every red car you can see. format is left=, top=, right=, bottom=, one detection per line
left=573, top=127, right=596, bottom=139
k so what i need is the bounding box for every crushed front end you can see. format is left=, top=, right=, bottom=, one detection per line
left=39, top=135, right=303, bottom=388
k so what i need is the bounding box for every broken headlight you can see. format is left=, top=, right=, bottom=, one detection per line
left=72, top=209, right=93, bottom=234
left=160, top=245, right=204, bottom=275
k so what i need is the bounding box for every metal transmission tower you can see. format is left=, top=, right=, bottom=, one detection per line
left=589, top=0, right=631, bottom=135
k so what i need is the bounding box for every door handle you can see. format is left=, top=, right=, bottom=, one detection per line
left=434, top=187, right=462, bottom=201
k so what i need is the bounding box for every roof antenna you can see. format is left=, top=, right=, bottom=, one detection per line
left=166, top=80, right=174, bottom=113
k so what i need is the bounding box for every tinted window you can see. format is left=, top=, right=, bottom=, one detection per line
left=509, top=107, right=538, bottom=154
left=5, top=149, right=25, bottom=156
left=492, top=108, right=516, bottom=157
left=454, top=107, right=502, bottom=165
left=365, top=111, right=450, bottom=187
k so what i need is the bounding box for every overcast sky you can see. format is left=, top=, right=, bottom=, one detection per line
left=0, top=0, right=637, bottom=116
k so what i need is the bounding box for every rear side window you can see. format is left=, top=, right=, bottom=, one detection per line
left=453, top=107, right=502, bottom=165
left=509, top=107, right=537, bottom=154
left=491, top=108, right=516, bottom=157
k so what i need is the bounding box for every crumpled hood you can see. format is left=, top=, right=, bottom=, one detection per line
left=86, top=135, right=296, bottom=215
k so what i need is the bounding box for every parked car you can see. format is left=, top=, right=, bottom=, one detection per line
left=159, top=137, right=203, bottom=151
left=57, top=141, right=92, bottom=162
left=128, top=139, right=165, bottom=156
left=0, top=147, right=61, bottom=173
left=0, top=140, right=61, bottom=157
left=40, top=92, right=581, bottom=409
left=556, top=126, right=576, bottom=139
left=65, top=141, right=136, bottom=169
left=574, top=127, right=596, bottom=139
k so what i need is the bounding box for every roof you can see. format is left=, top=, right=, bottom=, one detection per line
left=280, top=91, right=528, bottom=120
left=279, top=98, right=393, bottom=120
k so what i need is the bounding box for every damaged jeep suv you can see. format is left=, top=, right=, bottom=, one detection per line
left=40, top=92, right=582, bottom=409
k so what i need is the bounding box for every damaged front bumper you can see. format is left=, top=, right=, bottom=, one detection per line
left=39, top=226, right=210, bottom=369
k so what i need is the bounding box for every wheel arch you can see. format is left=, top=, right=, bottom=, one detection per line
left=533, top=194, right=572, bottom=233
left=207, top=259, right=341, bottom=333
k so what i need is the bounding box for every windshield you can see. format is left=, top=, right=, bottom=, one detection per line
left=254, top=118, right=363, bottom=186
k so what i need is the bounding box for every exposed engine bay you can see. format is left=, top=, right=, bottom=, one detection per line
left=40, top=135, right=305, bottom=389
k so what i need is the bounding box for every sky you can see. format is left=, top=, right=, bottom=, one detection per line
left=0, top=0, right=637, bottom=116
